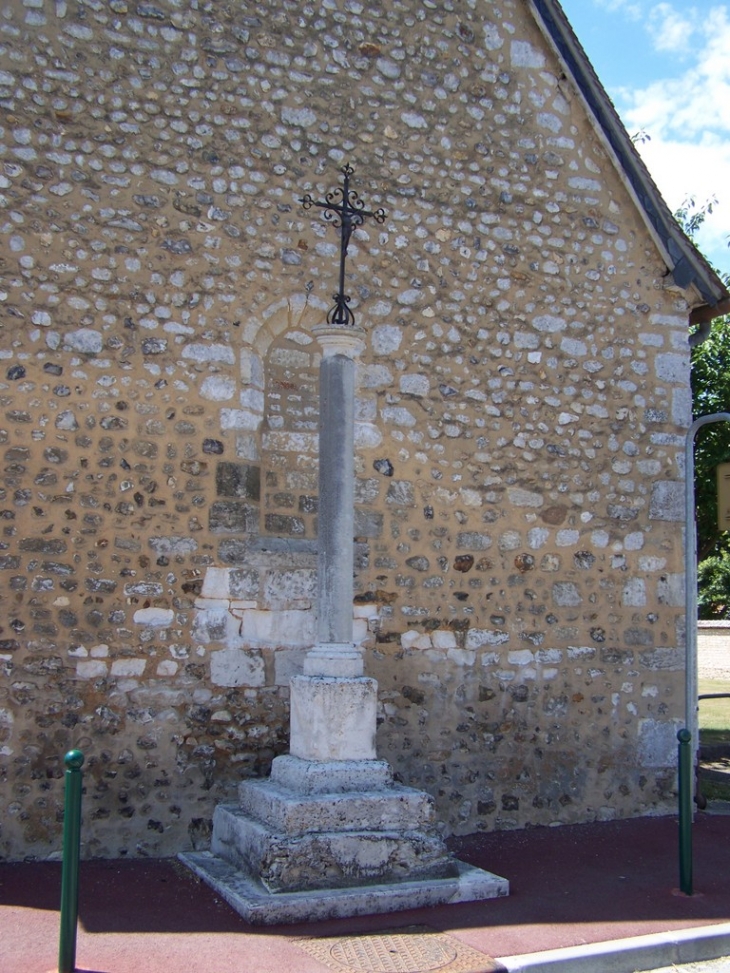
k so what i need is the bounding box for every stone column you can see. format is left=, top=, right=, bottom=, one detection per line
left=304, top=325, right=364, bottom=678
left=288, top=324, right=380, bottom=766
left=182, top=325, right=509, bottom=922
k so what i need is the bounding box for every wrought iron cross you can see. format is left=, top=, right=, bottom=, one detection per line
left=300, top=164, right=386, bottom=327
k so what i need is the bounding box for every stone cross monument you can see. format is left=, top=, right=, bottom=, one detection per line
left=180, top=167, right=508, bottom=923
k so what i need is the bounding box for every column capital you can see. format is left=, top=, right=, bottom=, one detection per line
left=314, top=324, right=366, bottom=360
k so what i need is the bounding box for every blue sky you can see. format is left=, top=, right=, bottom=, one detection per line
left=559, top=0, right=730, bottom=278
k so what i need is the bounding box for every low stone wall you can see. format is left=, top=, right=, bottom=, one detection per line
left=698, top=621, right=730, bottom=680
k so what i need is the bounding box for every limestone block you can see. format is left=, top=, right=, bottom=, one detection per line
left=466, top=629, right=509, bottom=648
left=193, top=607, right=238, bottom=645
left=448, top=647, right=476, bottom=666
left=64, top=328, right=102, bottom=354
left=456, top=531, right=492, bottom=550
left=200, top=568, right=232, bottom=600
left=237, top=779, right=434, bottom=834
left=76, top=660, right=108, bottom=679
left=273, top=647, right=307, bottom=686
left=639, top=647, right=684, bottom=671
left=508, top=650, right=534, bottom=666
left=552, top=582, right=582, bottom=607
left=148, top=536, right=198, bottom=556
left=210, top=647, right=265, bottom=688
left=182, top=342, right=235, bottom=364
left=399, top=373, right=430, bottom=396
left=220, top=409, right=261, bottom=431
left=111, top=658, right=146, bottom=677
left=650, top=481, right=684, bottom=521
left=658, top=573, right=685, bottom=606
left=133, top=607, right=174, bottom=627
left=239, top=349, right=264, bottom=388
left=673, top=386, right=692, bottom=427
left=510, top=39, right=545, bottom=68
left=354, top=415, right=379, bottom=453
left=655, top=352, right=689, bottom=384
left=354, top=508, right=384, bottom=538
left=622, top=578, right=647, bottom=607
left=180, top=851, right=509, bottom=924
left=270, top=755, right=395, bottom=794
left=508, top=487, right=543, bottom=508
left=289, top=675, right=377, bottom=761
left=431, top=630, right=457, bottom=649
left=200, top=375, right=236, bottom=401
left=211, top=804, right=456, bottom=894
left=371, top=325, right=403, bottom=355
left=638, top=718, right=682, bottom=767
left=239, top=609, right=316, bottom=646
left=353, top=604, right=380, bottom=621
left=195, top=598, right=229, bottom=610
left=262, top=568, right=316, bottom=610
left=216, top=462, right=260, bottom=500
left=230, top=568, right=260, bottom=600
left=401, top=630, right=432, bottom=650
left=209, top=501, right=259, bottom=534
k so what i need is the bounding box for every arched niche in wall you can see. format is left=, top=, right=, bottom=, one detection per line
left=195, top=296, right=382, bottom=693
left=206, top=295, right=325, bottom=553
left=260, top=329, right=320, bottom=540
left=195, top=298, right=328, bottom=694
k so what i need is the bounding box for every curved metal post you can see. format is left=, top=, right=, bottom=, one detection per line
left=684, top=414, right=730, bottom=790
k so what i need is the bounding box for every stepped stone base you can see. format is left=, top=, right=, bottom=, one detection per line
left=179, top=851, right=509, bottom=925
left=180, top=754, right=508, bottom=924
left=212, top=802, right=458, bottom=894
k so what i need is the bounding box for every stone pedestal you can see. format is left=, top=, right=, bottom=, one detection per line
left=289, top=675, right=377, bottom=761
left=180, top=323, right=508, bottom=922
left=181, top=749, right=508, bottom=923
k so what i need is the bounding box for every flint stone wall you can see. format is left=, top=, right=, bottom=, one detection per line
left=0, top=0, right=690, bottom=859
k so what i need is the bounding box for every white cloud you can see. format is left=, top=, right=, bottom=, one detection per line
left=647, top=2, right=698, bottom=52
left=620, top=8, right=730, bottom=139
left=636, top=135, right=730, bottom=226
left=594, top=0, right=644, bottom=17
left=615, top=6, right=730, bottom=270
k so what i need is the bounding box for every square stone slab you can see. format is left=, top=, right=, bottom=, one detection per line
left=179, top=851, right=509, bottom=925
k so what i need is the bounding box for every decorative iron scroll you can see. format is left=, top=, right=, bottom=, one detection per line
left=300, top=164, right=386, bottom=327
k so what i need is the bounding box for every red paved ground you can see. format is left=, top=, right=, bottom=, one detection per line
left=2, top=813, right=730, bottom=973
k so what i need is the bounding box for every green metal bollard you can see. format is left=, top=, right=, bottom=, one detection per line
left=677, top=729, right=693, bottom=896
left=58, top=749, right=84, bottom=973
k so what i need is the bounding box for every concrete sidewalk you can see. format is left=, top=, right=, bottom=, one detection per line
left=2, top=812, right=730, bottom=973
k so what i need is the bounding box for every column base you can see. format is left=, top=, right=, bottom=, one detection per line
left=179, top=754, right=509, bottom=923
left=179, top=850, right=509, bottom=925
left=303, top=642, right=363, bottom=677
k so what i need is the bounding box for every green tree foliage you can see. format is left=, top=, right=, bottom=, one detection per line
left=692, top=316, right=730, bottom=566
left=698, top=549, right=730, bottom=617
left=675, top=194, right=717, bottom=240
left=680, top=196, right=730, bottom=616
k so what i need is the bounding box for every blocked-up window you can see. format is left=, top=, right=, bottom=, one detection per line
left=261, top=331, right=320, bottom=539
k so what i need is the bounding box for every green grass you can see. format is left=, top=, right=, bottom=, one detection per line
left=697, top=680, right=730, bottom=803
left=698, top=779, right=730, bottom=801
left=698, top=678, right=730, bottom=740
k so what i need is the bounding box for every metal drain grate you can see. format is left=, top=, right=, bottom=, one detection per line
left=294, top=925, right=506, bottom=973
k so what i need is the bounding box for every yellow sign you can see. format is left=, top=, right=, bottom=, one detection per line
left=718, top=463, right=730, bottom=530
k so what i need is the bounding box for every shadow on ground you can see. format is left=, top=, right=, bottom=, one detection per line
left=2, top=814, right=730, bottom=942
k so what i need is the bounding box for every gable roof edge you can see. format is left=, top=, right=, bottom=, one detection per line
left=529, top=0, right=729, bottom=317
